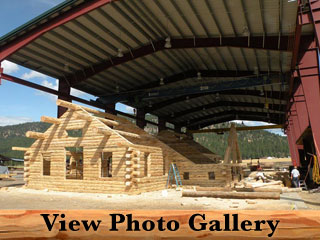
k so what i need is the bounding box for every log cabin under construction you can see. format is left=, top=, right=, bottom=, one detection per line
left=13, top=100, right=243, bottom=194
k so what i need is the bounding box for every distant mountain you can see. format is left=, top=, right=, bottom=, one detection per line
left=0, top=120, right=289, bottom=159
left=0, top=122, right=50, bottom=159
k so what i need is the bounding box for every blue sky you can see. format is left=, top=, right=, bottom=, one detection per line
left=0, top=0, right=132, bottom=126
left=0, top=0, right=284, bottom=136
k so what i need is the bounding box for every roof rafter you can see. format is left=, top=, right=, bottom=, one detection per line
left=68, top=35, right=296, bottom=86
left=127, top=69, right=270, bottom=91
left=0, top=0, right=118, bottom=61
left=148, top=90, right=286, bottom=112
left=188, top=115, right=281, bottom=130
left=168, top=101, right=286, bottom=119
left=186, top=111, right=283, bottom=128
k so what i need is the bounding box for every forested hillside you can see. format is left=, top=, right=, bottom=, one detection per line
left=0, top=121, right=289, bottom=159
left=0, top=122, right=50, bottom=158
left=193, top=124, right=289, bottom=159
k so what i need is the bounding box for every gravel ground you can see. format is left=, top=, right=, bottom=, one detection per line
left=0, top=185, right=296, bottom=210
left=298, top=192, right=320, bottom=210
left=0, top=174, right=312, bottom=210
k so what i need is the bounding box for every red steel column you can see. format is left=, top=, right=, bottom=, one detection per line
left=298, top=38, right=320, bottom=162
left=301, top=0, right=320, bottom=163
left=294, top=84, right=309, bottom=133
left=290, top=103, right=302, bottom=142
left=287, top=126, right=298, bottom=166
left=57, top=79, right=71, bottom=118
left=301, top=75, right=320, bottom=160
left=288, top=117, right=301, bottom=166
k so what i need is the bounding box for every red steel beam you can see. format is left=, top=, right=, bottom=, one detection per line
left=1, top=73, right=103, bottom=108
left=0, top=0, right=114, bottom=61
left=68, top=35, right=297, bottom=86
left=0, top=73, right=162, bottom=127
left=309, top=0, right=320, bottom=46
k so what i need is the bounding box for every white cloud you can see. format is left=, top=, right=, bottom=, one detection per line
left=71, top=88, right=87, bottom=98
left=1, top=60, right=19, bottom=74
left=125, top=106, right=135, bottom=114
left=22, top=70, right=47, bottom=80
left=0, top=116, right=33, bottom=126
left=38, top=79, right=87, bottom=102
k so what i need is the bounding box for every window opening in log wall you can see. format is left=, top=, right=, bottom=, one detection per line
left=231, top=167, right=236, bottom=181
left=183, top=172, right=189, bottom=180
left=101, top=152, right=112, bottom=178
left=208, top=172, right=215, bottom=180
left=66, top=129, right=83, bottom=137
left=144, top=153, right=150, bottom=177
left=42, top=153, right=51, bottom=176
left=65, top=147, right=83, bottom=180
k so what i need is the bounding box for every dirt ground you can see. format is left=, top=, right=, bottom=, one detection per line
left=0, top=176, right=316, bottom=210
left=298, top=191, right=320, bottom=210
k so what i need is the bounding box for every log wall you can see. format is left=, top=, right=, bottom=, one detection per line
left=24, top=109, right=166, bottom=194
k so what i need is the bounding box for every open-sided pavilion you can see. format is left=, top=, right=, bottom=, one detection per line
left=1, top=0, right=320, bottom=168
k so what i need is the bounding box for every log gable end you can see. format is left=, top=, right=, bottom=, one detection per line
left=13, top=100, right=242, bottom=194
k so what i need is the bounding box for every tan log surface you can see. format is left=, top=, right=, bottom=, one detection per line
left=41, top=116, right=61, bottom=124
left=182, top=190, right=280, bottom=199
left=0, top=210, right=319, bottom=239
left=248, top=181, right=283, bottom=188
left=25, top=131, right=46, bottom=139
left=195, top=187, right=282, bottom=193
left=12, top=147, right=30, bottom=152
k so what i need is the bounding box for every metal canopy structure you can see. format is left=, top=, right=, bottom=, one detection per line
left=0, top=0, right=314, bottom=133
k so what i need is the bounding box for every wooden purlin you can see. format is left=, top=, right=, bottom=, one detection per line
left=94, top=127, right=141, bottom=139
left=57, top=99, right=139, bottom=140
left=56, top=99, right=129, bottom=123
left=73, top=112, right=119, bottom=126
left=12, top=147, right=30, bottom=152
left=41, top=116, right=61, bottom=124
left=25, top=131, right=46, bottom=139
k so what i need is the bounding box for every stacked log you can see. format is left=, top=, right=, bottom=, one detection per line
left=41, top=116, right=61, bottom=125
left=182, top=190, right=280, bottom=199
left=195, top=186, right=282, bottom=193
